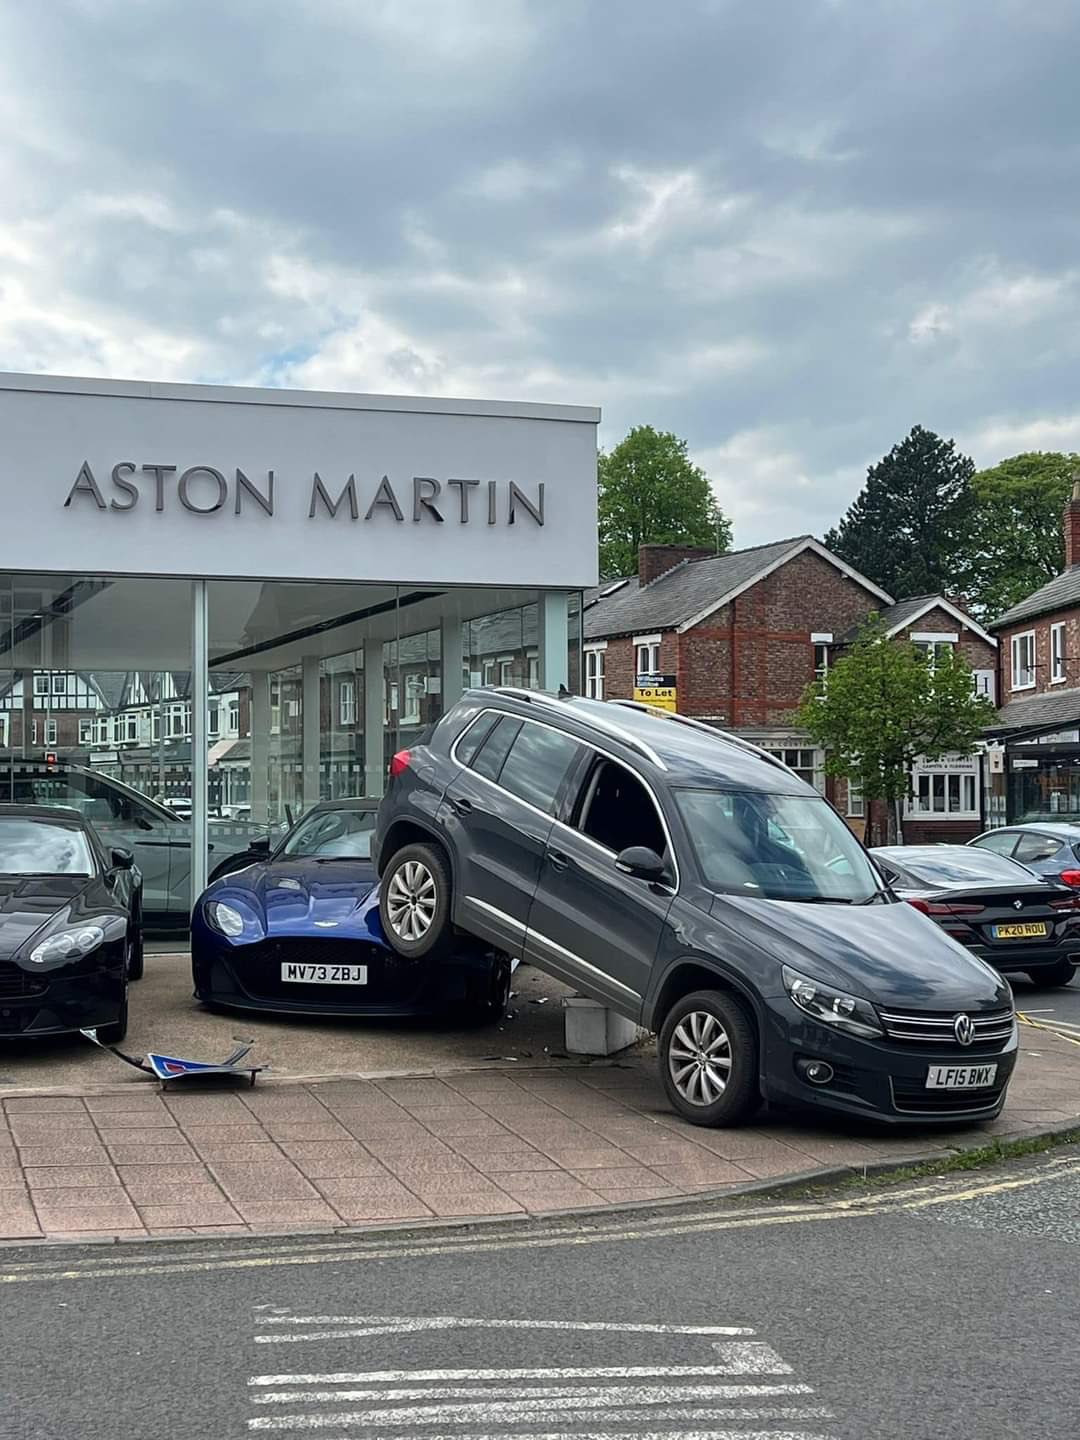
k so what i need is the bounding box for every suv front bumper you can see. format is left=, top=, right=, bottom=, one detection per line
left=760, top=995, right=1019, bottom=1126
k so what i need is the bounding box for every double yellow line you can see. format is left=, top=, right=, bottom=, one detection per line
left=1016, top=1011, right=1080, bottom=1048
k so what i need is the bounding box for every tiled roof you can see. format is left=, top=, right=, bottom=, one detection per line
left=985, top=686, right=1080, bottom=736
left=582, top=536, right=814, bottom=640
left=839, top=594, right=939, bottom=642
left=990, top=568, right=1080, bottom=629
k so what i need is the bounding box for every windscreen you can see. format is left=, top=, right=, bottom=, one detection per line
left=675, top=789, right=881, bottom=902
left=0, top=819, right=94, bottom=876
left=280, top=807, right=375, bottom=860
left=891, top=849, right=1040, bottom=888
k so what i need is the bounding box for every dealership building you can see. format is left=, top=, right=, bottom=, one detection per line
left=0, top=371, right=599, bottom=907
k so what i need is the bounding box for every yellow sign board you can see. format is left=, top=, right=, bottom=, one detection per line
left=634, top=684, right=677, bottom=712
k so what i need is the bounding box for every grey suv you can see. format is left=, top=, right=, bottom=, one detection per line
left=374, top=690, right=1017, bottom=1128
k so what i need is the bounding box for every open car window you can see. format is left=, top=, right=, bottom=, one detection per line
left=675, top=789, right=881, bottom=902
left=576, top=759, right=667, bottom=859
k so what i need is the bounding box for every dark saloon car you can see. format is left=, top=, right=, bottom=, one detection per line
left=191, top=798, right=510, bottom=1022
left=872, top=844, right=1079, bottom=987
left=0, top=805, right=142, bottom=1043
left=969, top=822, right=1080, bottom=889
left=374, top=689, right=1018, bottom=1129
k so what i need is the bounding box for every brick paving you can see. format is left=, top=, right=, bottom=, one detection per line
left=0, top=1025, right=1078, bottom=1241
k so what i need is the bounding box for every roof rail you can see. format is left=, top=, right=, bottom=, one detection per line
left=608, top=699, right=799, bottom=778
left=489, top=687, right=667, bottom=770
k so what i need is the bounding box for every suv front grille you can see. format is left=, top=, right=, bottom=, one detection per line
left=879, top=1007, right=1014, bottom=1049
left=891, top=1076, right=1005, bottom=1115
left=0, top=962, right=47, bottom=999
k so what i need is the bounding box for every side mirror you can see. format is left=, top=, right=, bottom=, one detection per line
left=110, top=846, right=135, bottom=870
left=248, top=837, right=272, bottom=857
left=615, top=845, right=669, bottom=884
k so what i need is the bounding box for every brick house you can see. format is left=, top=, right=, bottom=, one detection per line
left=583, top=537, right=996, bottom=840
left=985, top=481, right=1080, bottom=822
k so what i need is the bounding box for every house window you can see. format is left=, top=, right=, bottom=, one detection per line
left=813, top=644, right=829, bottom=685
left=846, top=778, right=864, bottom=819
left=526, top=651, right=540, bottom=689
left=973, top=670, right=996, bottom=704
left=52, top=674, right=67, bottom=696
left=45, top=719, right=57, bottom=746
left=33, top=674, right=49, bottom=697
left=226, top=698, right=239, bottom=736
left=761, top=745, right=825, bottom=793
left=1051, top=623, right=1066, bottom=684
left=585, top=646, right=606, bottom=700
left=913, top=639, right=954, bottom=677
left=339, top=680, right=356, bottom=726
left=208, top=702, right=220, bottom=737
left=1011, top=631, right=1036, bottom=691
left=498, top=658, right=514, bottom=687
left=403, top=675, right=425, bottom=726
left=0, top=715, right=8, bottom=747
left=634, top=635, right=662, bottom=678
left=167, top=702, right=190, bottom=738
left=79, top=719, right=93, bottom=746
left=30, top=720, right=38, bottom=744
left=481, top=659, right=496, bottom=687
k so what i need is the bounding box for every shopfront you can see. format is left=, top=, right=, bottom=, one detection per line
left=0, top=372, right=598, bottom=916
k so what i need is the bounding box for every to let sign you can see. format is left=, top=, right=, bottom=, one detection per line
left=634, top=673, right=678, bottom=712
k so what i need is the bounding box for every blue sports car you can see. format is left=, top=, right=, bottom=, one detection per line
left=191, top=798, right=511, bottom=1022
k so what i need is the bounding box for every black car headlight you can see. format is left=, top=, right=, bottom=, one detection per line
left=28, top=924, right=106, bottom=969
left=782, top=964, right=884, bottom=1039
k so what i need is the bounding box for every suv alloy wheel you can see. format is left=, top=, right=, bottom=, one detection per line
left=658, top=989, right=760, bottom=1126
left=379, top=842, right=454, bottom=958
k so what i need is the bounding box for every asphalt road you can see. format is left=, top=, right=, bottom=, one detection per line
left=1011, top=967, right=1080, bottom=1030
left=2, top=1143, right=1079, bottom=1440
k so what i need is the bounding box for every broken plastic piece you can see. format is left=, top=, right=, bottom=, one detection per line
left=80, top=1028, right=267, bottom=1089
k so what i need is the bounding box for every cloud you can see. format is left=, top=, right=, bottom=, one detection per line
left=1, top=0, right=1079, bottom=546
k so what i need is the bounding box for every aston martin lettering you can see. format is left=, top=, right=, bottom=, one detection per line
left=63, top=462, right=545, bottom=525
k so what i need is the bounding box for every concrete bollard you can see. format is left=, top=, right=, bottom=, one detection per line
left=563, top=995, right=646, bottom=1056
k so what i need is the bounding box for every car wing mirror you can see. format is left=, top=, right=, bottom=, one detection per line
left=110, top=846, right=135, bottom=870
left=249, top=837, right=272, bottom=857
left=615, top=845, right=669, bottom=884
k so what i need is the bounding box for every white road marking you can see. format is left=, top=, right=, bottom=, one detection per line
left=253, top=1380, right=802, bottom=1405
left=256, top=1315, right=754, bottom=1341
left=245, top=1389, right=816, bottom=1428
left=250, top=1364, right=793, bottom=1386
left=245, top=1430, right=832, bottom=1440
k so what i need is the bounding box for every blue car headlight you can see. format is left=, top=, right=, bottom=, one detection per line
left=207, top=901, right=245, bottom=937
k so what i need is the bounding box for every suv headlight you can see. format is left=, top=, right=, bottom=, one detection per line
left=207, top=901, right=245, bottom=938
left=783, top=964, right=883, bottom=1039
left=29, top=925, right=105, bottom=968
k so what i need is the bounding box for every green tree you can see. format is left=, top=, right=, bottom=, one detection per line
left=797, top=620, right=995, bottom=844
left=824, top=426, right=974, bottom=599
left=965, top=452, right=1080, bottom=618
left=598, top=425, right=731, bottom=578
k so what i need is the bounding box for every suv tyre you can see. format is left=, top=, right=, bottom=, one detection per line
left=380, top=842, right=454, bottom=958
left=658, top=988, right=759, bottom=1127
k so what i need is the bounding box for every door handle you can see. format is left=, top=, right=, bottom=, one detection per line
left=450, top=797, right=473, bottom=817
left=548, top=850, right=570, bottom=872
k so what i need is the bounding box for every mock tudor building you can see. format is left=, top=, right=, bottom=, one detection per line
left=986, top=480, right=1080, bottom=823
left=583, top=536, right=997, bottom=841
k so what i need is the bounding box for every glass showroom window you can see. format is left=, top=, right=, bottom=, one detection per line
left=585, top=647, right=605, bottom=700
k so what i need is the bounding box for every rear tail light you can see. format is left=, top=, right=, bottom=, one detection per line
left=389, top=749, right=411, bottom=779
left=1060, top=870, right=1080, bottom=889
left=1051, top=894, right=1080, bottom=910
left=906, top=899, right=984, bottom=916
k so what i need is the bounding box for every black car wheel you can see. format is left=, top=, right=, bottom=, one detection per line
left=98, top=988, right=129, bottom=1045
left=380, top=843, right=453, bottom=958
left=658, top=989, right=759, bottom=1127
left=1033, top=958, right=1076, bottom=988
left=459, top=953, right=511, bottom=1026
left=127, top=916, right=144, bottom=982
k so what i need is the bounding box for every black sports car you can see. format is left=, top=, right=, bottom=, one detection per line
left=872, top=844, right=1080, bottom=987
left=0, top=805, right=142, bottom=1042
left=191, top=798, right=511, bottom=1021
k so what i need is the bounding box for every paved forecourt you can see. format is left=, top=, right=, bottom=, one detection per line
left=0, top=1021, right=1078, bottom=1242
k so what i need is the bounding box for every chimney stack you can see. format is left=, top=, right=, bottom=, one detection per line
left=1065, top=478, right=1080, bottom=570
left=638, top=543, right=715, bottom=587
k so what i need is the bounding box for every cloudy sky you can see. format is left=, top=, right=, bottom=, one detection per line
left=2, top=0, right=1079, bottom=545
